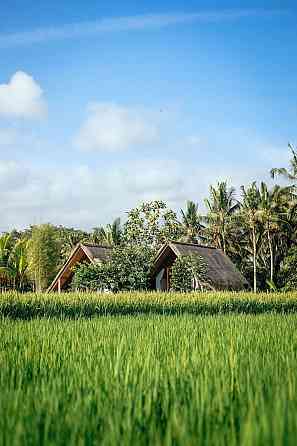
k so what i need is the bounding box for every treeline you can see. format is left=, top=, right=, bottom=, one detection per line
left=0, top=145, right=296, bottom=292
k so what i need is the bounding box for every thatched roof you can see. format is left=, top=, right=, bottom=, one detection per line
left=47, top=243, right=112, bottom=292
left=81, top=243, right=112, bottom=263
left=153, top=241, right=248, bottom=290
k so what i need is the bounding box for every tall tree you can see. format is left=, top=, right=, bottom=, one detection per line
left=204, top=182, right=239, bottom=253
left=269, top=143, right=297, bottom=285
left=180, top=201, right=204, bottom=244
left=5, top=240, right=29, bottom=290
left=27, top=224, right=61, bottom=292
left=91, top=218, right=122, bottom=246
left=271, top=143, right=297, bottom=185
left=257, top=183, right=289, bottom=283
left=57, top=227, right=89, bottom=262
left=0, top=233, right=12, bottom=269
left=0, top=233, right=13, bottom=288
left=124, top=201, right=182, bottom=250
left=0, top=235, right=30, bottom=291
left=240, top=183, right=261, bottom=292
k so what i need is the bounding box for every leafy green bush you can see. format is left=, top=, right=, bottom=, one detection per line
left=72, top=244, right=154, bottom=292
left=171, top=254, right=209, bottom=292
left=71, top=262, right=109, bottom=291
left=106, top=244, right=154, bottom=291
left=280, top=247, right=297, bottom=291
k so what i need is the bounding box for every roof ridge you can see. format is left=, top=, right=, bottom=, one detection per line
left=81, top=242, right=112, bottom=249
left=170, top=240, right=217, bottom=250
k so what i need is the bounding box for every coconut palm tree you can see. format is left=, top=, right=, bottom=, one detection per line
left=7, top=239, right=29, bottom=290
left=58, top=227, right=89, bottom=261
left=180, top=201, right=204, bottom=243
left=271, top=143, right=297, bottom=185
left=0, top=233, right=12, bottom=263
left=0, top=233, right=13, bottom=288
left=240, top=183, right=262, bottom=292
left=257, top=183, right=290, bottom=283
left=0, top=236, right=29, bottom=290
left=204, top=182, right=240, bottom=253
left=92, top=218, right=122, bottom=246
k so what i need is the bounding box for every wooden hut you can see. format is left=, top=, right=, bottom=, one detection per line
left=47, top=243, right=112, bottom=292
left=151, top=241, right=248, bottom=291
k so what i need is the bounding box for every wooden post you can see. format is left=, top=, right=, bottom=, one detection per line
left=166, top=267, right=169, bottom=291
left=58, top=278, right=61, bottom=294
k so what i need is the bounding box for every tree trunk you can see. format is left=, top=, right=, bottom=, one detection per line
left=252, top=226, right=257, bottom=293
left=222, top=230, right=226, bottom=254
left=221, top=215, right=226, bottom=254
left=267, top=229, right=273, bottom=283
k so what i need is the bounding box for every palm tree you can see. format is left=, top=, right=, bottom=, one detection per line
left=0, top=236, right=29, bottom=290
left=0, top=233, right=13, bottom=288
left=0, top=233, right=12, bottom=262
left=92, top=218, right=122, bottom=246
left=180, top=201, right=204, bottom=243
left=257, top=183, right=290, bottom=283
left=240, top=183, right=261, bottom=292
left=204, top=182, right=239, bottom=253
left=60, top=227, right=89, bottom=256
left=10, top=239, right=29, bottom=290
left=271, top=143, right=297, bottom=185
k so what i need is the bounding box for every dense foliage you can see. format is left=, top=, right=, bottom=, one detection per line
left=105, top=244, right=154, bottom=291
left=27, top=224, right=61, bottom=291
left=70, top=262, right=106, bottom=291
left=1, top=314, right=297, bottom=445
left=280, top=247, right=297, bottom=291
left=1, top=144, right=297, bottom=292
left=170, top=254, right=209, bottom=292
left=0, top=234, right=29, bottom=291
left=124, top=200, right=182, bottom=248
left=72, top=244, right=154, bottom=292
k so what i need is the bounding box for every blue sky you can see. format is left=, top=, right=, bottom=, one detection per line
left=0, top=1, right=296, bottom=230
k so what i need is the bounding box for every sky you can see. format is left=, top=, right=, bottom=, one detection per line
left=0, top=0, right=296, bottom=231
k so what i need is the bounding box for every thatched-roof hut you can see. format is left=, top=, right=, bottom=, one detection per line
left=48, top=241, right=248, bottom=293
left=48, top=243, right=112, bottom=292
left=151, top=241, right=248, bottom=291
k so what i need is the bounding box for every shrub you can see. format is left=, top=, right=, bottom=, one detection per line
left=71, top=244, right=155, bottom=292
left=280, top=247, right=297, bottom=291
left=106, top=244, right=154, bottom=292
left=171, top=254, right=209, bottom=292
left=71, top=262, right=110, bottom=291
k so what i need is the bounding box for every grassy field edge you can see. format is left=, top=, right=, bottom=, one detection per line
left=1, top=291, right=297, bottom=319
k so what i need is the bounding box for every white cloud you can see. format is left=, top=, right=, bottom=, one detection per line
left=75, top=103, right=159, bottom=152
left=0, top=159, right=193, bottom=231
left=0, top=157, right=274, bottom=232
left=0, top=10, right=286, bottom=47
left=0, top=72, right=46, bottom=119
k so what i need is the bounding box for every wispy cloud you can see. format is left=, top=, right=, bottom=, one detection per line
left=0, top=10, right=286, bottom=48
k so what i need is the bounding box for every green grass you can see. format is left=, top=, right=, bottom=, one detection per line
left=1, top=291, right=297, bottom=318
left=1, top=314, right=297, bottom=445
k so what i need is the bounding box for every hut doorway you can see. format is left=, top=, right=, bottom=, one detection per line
left=155, top=267, right=171, bottom=291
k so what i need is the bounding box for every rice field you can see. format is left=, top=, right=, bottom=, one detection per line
left=1, top=291, right=297, bottom=318
left=1, top=304, right=297, bottom=445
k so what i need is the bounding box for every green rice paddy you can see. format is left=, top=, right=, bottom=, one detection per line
left=1, top=292, right=297, bottom=445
